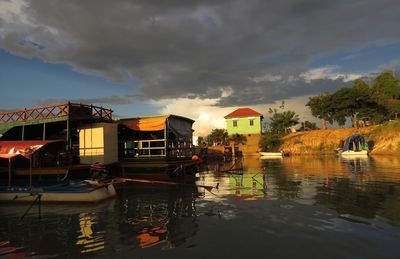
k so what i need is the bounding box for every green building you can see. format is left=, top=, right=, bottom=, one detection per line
left=224, top=108, right=263, bottom=135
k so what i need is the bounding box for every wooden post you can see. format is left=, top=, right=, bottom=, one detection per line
left=22, top=125, right=25, bottom=141
left=231, top=142, right=235, bottom=161
left=43, top=123, right=46, bottom=140
left=29, top=155, right=33, bottom=188
left=66, top=119, right=70, bottom=161
left=164, top=120, right=167, bottom=158
left=8, top=158, right=11, bottom=187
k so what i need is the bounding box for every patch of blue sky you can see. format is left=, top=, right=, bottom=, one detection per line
left=0, top=50, right=140, bottom=109
left=310, top=43, right=400, bottom=73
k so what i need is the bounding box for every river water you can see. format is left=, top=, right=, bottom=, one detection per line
left=1, top=156, right=400, bottom=258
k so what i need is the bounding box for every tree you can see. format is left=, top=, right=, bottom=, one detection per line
left=260, top=102, right=299, bottom=151
left=229, top=134, right=247, bottom=146
left=307, top=77, right=389, bottom=127
left=268, top=104, right=299, bottom=134
left=299, top=121, right=318, bottom=131
left=306, top=93, right=333, bottom=128
left=372, top=71, right=400, bottom=119
left=205, top=128, right=228, bottom=146
left=259, top=131, right=282, bottom=152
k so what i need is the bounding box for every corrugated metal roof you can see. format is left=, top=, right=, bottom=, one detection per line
left=224, top=108, right=263, bottom=118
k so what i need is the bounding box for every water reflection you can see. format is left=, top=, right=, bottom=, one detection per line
left=199, top=155, right=400, bottom=227
left=116, top=184, right=199, bottom=251
left=1, top=155, right=400, bottom=258
left=76, top=213, right=105, bottom=253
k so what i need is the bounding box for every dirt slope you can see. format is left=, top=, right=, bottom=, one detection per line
left=281, top=121, right=400, bottom=155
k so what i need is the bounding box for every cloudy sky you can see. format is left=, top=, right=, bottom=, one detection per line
left=1, top=0, right=400, bottom=135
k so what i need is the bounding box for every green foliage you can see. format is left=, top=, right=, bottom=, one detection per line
left=260, top=102, right=299, bottom=151
left=306, top=93, right=333, bottom=123
left=259, top=131, right=282, bottom=152
left=229, top=134, right=247, bottom=145
left=268, top=102, right=299, bottom=134
left=372, top=71, right=400, bottom=118
left=307, top=72, right=400, bottom=126
left=204, top=128, right=228, bottom=146
left=304, top=121, right=318, bottom=130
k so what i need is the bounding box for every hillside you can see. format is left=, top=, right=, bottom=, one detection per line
left=280, top=121, right=400, bottom=155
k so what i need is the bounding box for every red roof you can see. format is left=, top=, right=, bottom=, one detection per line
left=224, top=108, right=263, bottom=118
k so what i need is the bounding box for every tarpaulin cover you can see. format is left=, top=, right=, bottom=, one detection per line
left=122, top=118, right=166, bottom=131
left=342, top=134, right=368, bottom=151
left=168, top=117, right=193, bottom=139
left=0, top=140, right=63, bottom=159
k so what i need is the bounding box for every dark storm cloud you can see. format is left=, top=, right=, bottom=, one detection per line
left=35, top=95, right=140, bottom=106
left=1, top=0, right=400, bottom=106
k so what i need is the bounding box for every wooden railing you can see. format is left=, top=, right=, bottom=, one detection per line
left=0, top=102, right=113, bottom=124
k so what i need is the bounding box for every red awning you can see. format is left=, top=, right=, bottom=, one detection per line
left=0, top=140, right=65, bottom=160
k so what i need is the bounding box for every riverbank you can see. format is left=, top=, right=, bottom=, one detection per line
left=281, top=120, right=400, bottom=155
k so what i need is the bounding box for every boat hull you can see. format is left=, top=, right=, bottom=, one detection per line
left=339, top=150, right=369, bottom=157
left=259, top=152, right=283, bottom=157
left=0, top=183, right=116, bottom=203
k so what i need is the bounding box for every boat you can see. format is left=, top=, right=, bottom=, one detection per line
left=336, top=134, right=369, bottom=157
left=0, top=180, right=116, bottom=203
left=259, top=151, right=284, bottom=158
left=339, top=150, right=369, bottom=156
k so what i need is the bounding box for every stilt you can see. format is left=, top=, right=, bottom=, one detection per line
left=8, top=158, right=11, bottom=187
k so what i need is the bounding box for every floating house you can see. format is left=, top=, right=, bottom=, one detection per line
left=118, top=115, right=197, bottom=179
left=0, top=103, right=113, bottom=178
left=0, top=103, right=198, bottom=183
left=224, top=108, right=263, bottom=135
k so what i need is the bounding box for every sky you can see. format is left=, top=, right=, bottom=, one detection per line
left=1, top=0, right=400, bottom=135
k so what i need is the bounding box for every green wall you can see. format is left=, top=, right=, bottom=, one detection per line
left=226, top=116, right=262, bottom=135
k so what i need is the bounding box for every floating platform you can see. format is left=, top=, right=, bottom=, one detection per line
left=120, top=159, right=202, bottom=181
left=0, top=181, right=116, bottom=203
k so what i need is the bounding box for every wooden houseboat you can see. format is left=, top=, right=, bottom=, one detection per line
left=0, top=103, right=201, bottom=184
left=0, top=102, right=114, bottom=180
left=118, top=115, right=200, bottom=180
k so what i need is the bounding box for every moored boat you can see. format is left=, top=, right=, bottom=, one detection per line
left=0, top=180, right=116, bottom=203
left=336, top=134, right=369, bottom=157
left=259, top=151, right=284, bottom=158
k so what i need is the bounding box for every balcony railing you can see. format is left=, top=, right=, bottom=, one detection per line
left=122, top=139, right=193, bottom=159
left=0, top=102, right=113, bottom=124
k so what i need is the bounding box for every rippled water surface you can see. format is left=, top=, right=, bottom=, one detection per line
left=1, top=156, right=400, bottom=258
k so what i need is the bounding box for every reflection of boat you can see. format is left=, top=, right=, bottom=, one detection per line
left=0, top=180, right=116, bottom=202
left=336, top=134, right=369, bottom=157
left=259, top=151, right=283, bottom=158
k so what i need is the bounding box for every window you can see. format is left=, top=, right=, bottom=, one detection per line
left=249, top=119, right=254, bottom=126
left=233, top=120, right=237, bottom=127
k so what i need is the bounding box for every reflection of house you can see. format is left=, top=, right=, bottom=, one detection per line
left=224, top=108, right=263, bottom=135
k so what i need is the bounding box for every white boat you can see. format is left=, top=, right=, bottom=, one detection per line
left=339, top=150, right=369, bottom=157
left=259, top=151, right=284, bottom=157
left=337, top=134, right=369, bottom=157
left=0, top=181, right=116, bottom=203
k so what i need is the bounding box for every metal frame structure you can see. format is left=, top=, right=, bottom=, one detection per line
left=0, top=102, right=113, bottom=124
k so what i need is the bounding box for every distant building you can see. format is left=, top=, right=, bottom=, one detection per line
left=224, top=108, right=263, bottom=135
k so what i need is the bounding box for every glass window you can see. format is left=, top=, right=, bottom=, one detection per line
left=249, top=119, right=254, bottom=126
left=233, top=120, right=237, bottom=127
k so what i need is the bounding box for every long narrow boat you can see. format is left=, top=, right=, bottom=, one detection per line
left=338, top=150, right=369, bottom=157
left=0, top=180, right=116, bottom=203
left=259, top=151, right=284, bottom=158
